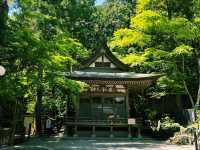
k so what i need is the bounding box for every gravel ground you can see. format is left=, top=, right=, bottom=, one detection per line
left=1, top=135, right=194, bottom=150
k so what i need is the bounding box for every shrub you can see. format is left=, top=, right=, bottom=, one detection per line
left=168, top=132, right=190, bottom=145
left=155, top=116, right=181, bottom=139
left=168, top=127, right=193, bottom=145
left=160, top=116, right=180, bottom=131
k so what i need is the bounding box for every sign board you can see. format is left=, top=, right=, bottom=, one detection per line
left=128, top=118, right=136, bottom=125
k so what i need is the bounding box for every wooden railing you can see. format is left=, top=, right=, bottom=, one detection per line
left=64, top=117, right=143, bottom=138
left=64, top=117, right=142, bottom=127
left=0, top=128, right=11, bottom=146
left=65, top=117, right=127, bottom=125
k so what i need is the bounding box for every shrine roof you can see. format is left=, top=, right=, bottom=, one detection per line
left=69, top=46, right=162, bottom=81
left=68, top=71, right=162, bottom=80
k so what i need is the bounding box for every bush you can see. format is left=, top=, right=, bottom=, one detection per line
left=167, top=127, right=193, bottom=145
left=154, top=116, right=181, bottom=139
left=161, top=116, right=180, bottom=131
left=168, top=110, right=200, bottom=145
left=168, top=132, right=190, bottom=145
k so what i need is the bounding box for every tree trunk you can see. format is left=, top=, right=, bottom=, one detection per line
left=166, top=0, right=172, bottom=20
left=194, top=131, right=199, bottom=150
left=0, top=0, right=8, bottom=45
left=35, top=64, right=43, bottom=135
left=0, top=0, right=8, bottom=27
left=192, top=55, right=200, bottom=150
left=9, top=99, right=18, bottom=146
left=183, top=80, right=194, bottom=107
left=196, top=57, right=200, bottom=107
left=182, top=56, right=195, bottom=107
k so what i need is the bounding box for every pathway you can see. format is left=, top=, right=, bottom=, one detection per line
left=1, top=136, right=194, bottom=150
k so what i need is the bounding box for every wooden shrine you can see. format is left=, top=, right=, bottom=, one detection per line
left=64, top=48, right=161, bottom=138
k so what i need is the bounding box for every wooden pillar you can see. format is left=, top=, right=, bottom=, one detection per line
left=90, top=97, right=93, bottom=120
left=64, top=95, right=69, bottom=136
left=137, top=127, right=142, bottom=139
left=64, top=125, right=68, bottom=136
left=101, top=96, right=104, bottom=120
left=89, top=89, right=93, bottom=120
left=129, top=90, right=136, bottom=118
left=126, top=88, right=130, bottom=118
left=126, top=87, right=131, bottom=138
left=91, top=125, right=96, bottom=138
left=128, top=125, right=132, bottom=138
left=73, top=125, right=78, bottom=137
left=76, top=96, right=80, bottom=120
left=110, top=125, right=114, bottom=138
left=138, top=89, right=145, bottom=139
left=73, top=96, right=79, bottom=138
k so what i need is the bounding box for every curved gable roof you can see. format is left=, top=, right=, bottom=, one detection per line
left=81, top=47, right=129, bottom=71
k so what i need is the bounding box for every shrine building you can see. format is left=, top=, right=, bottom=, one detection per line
left=64, top=48, right=161, bottom=138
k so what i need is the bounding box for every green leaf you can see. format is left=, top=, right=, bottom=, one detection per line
left=171, top=44, right=193, bottom=56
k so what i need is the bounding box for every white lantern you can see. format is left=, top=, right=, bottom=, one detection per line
left=0, top=66, right=6, bottom=76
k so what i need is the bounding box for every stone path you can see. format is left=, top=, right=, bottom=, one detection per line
left=2, top=136, right=194, bottom=150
